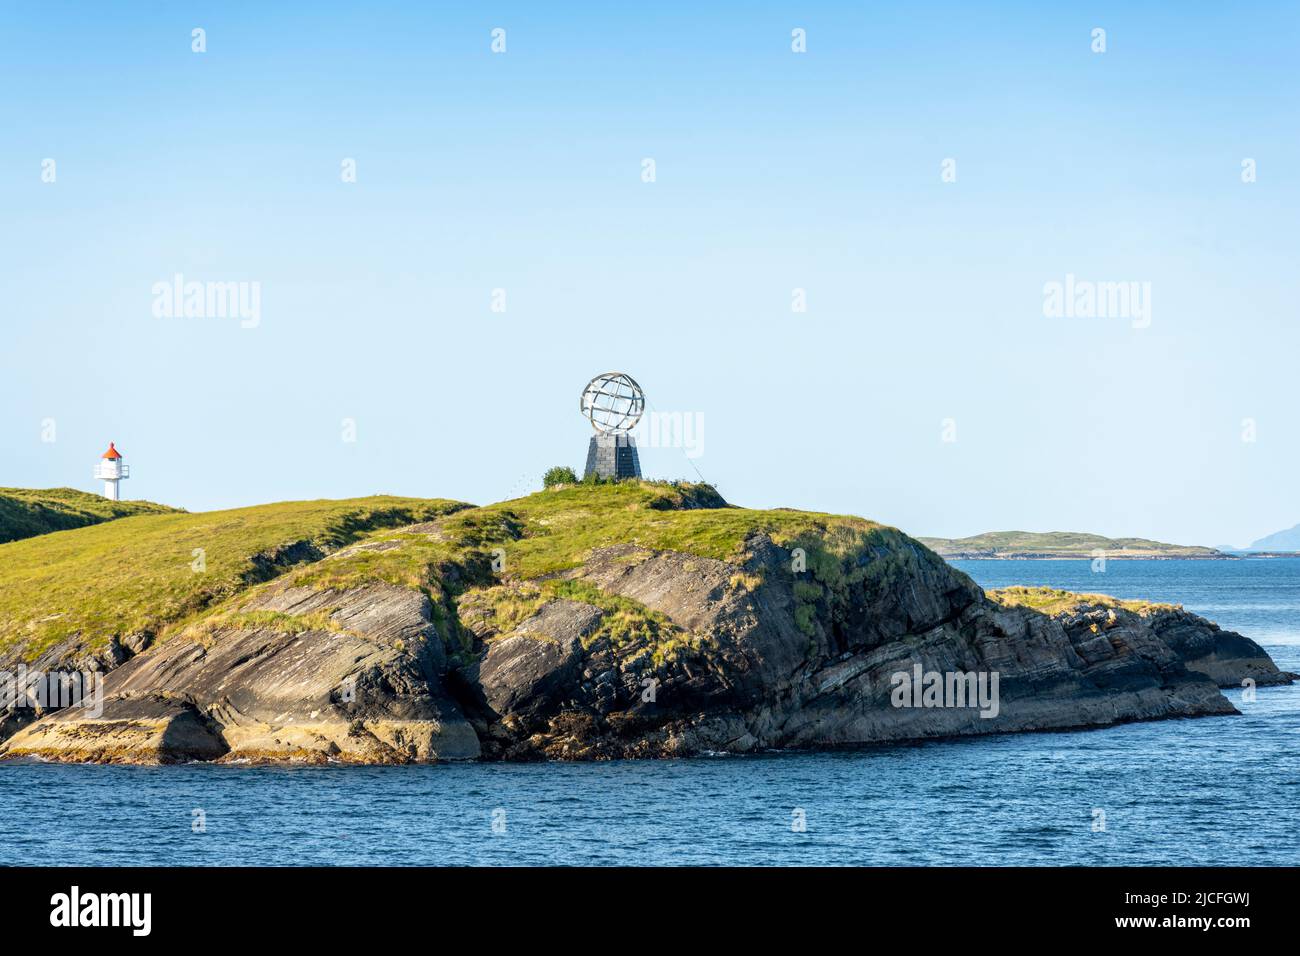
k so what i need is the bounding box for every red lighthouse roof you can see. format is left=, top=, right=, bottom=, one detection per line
left=102, top=442, right=123, bottom=460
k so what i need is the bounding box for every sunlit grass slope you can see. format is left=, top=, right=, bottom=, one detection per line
left=0, top=481, right=948, bottom=667
left=289, top=481, right=899, bottom=591
left=0, top=487, right=178, bottom=544
left=0, top=496, right=469, bottom=660
left=989, top=585, right=1176, bottom=615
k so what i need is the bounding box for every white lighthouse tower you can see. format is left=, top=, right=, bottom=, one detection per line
left=94, top=442, right=130, bottom=501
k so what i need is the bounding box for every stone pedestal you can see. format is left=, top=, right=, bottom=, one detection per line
left=584, top=433, right=642, bottom=480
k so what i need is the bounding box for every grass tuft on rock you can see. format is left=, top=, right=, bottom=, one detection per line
left=988, top=585, right=1178, bottom=615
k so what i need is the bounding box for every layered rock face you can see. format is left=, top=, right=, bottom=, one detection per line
left=1, top=583, right=479, bottom=764
left=0, top=486, right=1287, bottom=764
left=1141, top=607, right=1290, bottom=687
left=458, top=539, right=1254, bottom=759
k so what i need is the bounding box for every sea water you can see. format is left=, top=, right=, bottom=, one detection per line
left=1, top=560, right=1296, bottom=866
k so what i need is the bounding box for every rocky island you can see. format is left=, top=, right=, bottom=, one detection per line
left=0, top=483, right=1289, bottom=764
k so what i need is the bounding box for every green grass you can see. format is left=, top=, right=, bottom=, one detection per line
left=190, top=609, right=355, bottom=641
left=988, top=585, right=1177, bottom=615
left=546, top=578, right=693, bottom=662
left=290, top=532, right=459, bottom=594
left=274, top=481, right=871, bottom=593
left=461, top=577, right=704, bottom=666
left=0, top=487, right=179, bottom=544
left=396, top=482, right=907, bottom=664
left=0, top=482, right=1215, bottom=693
left=460, top=481, right=889, bottom=580
left=458, top=583, right=551, bottom=638
left=0, top=496, right=469, bottom=660
left=0, top=480, right=922, bottom=669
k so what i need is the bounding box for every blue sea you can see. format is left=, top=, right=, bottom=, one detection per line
left=2, top=560, right=1297, bottom=866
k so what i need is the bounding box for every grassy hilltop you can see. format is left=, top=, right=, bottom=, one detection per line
left=0, top=496, right=469, bottom=661
left=0, top=487, right=178, bottom=544
left=918, top=530, right=1227, bottom=559
left=0, top=481, right=909, bottom=666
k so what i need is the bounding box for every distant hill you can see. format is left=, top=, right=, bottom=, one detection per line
left=1245, top=524, right=1300, bottom=553
left=918, top=530, right=1229, bottom=560
left=0, top=487, right=180, bottom=544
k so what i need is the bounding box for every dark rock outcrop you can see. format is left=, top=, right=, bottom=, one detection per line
left=2, top=583, right=479, bottom=764
left=1120, top=605, right=1288, bottom=687
left=457, top=537, right=1246, bottom=759
left=1, top=694, right=228, bottom=764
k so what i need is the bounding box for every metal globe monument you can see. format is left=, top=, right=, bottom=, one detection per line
left=580, top=372, right=644, bottom=479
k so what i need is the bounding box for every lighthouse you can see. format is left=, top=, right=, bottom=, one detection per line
left=94, top=442, right=130, bottom=501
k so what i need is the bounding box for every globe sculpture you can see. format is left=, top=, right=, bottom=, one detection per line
left=580, top=372, right=645, bottom=479
left=580, top=372, right=645, bottom=434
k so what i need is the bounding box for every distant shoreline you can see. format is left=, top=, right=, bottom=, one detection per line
left=920, top=530, right=1300, bottom=561
left=945, top=552, right=1299, bottom=561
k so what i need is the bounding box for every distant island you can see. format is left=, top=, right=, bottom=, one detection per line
left=918, top=530, right=1231, bottom=560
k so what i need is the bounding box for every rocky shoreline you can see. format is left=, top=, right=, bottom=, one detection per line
left=0, top=485, right=1291, bottom=765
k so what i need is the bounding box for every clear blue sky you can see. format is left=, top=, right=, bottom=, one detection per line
left=2, top=2, right=1297, bottom=547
